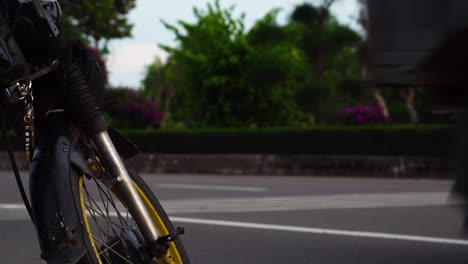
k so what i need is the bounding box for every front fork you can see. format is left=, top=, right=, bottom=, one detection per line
left=91, top=131, right=162, bottom=252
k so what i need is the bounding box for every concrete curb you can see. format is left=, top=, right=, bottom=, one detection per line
left=126, top=153, right=452, bottom=178
left=0, top=152, right=452, bottom=178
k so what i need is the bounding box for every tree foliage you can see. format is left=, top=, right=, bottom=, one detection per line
left=138, top=1, right=367, bottom=128
left=286, top=2, right=364, bottom=123
left=60, top=0, right=136, bottom=47
left=140, top=58, right=165, bottom=100
left=160, top=1, right=304, bottom=127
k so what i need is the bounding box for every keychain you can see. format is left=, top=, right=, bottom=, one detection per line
left=4, top=62, right=58, bottom=168
left=16, top=81, right=35, bottom=167
left=23, top=102, right=35, bottom=167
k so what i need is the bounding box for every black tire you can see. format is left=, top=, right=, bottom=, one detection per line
left=74, top=164, right=191, bottom=264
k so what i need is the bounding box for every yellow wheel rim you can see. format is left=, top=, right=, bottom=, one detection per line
left=79, top=177, right=103, bottom=264
left=134, top=182, right=184, bottom=264
left=79, top=175, right=185, bottom=263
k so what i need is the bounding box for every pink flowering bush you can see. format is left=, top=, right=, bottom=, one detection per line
left=123, top=90, right=164, bottom=125
left=338, top=104, right=391, bottom=125
left=105, top=88, right=164, bottom=129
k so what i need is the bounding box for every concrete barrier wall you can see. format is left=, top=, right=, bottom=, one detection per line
left=0, top=152, right=452, bottom=178
left=127, top=153, right=451, bottom=178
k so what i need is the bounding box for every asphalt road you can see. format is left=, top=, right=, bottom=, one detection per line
left=0, top=171, right=467, bottom=263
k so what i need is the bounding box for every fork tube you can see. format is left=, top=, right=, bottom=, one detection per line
left=91, top=131, right=160, bottom=243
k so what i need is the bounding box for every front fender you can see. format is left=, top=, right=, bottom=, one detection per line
left=30, top=121, right=97, bottom=264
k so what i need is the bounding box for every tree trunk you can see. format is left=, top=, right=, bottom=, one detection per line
left=372, top=87, right=391, bottom=120
left=401, top=87, right=419, bottom=124
left=363, top=64, right=391, bottom=121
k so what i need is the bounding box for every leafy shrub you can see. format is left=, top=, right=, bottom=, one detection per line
left=0, top=126, right=453, bottom=157
left=119, top=125, right=452, bottom=157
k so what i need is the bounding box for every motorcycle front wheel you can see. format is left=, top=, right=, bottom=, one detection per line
left=73, top=165, right=190, bottom=264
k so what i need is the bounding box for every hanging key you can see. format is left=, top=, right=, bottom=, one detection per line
left=21, top=84, right=35, bottom=168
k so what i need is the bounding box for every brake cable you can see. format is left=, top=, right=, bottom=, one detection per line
left=0, top=109, right=34, bottom=223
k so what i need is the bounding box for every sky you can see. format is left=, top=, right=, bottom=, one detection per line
left=107, top=0, right=360, bottom=88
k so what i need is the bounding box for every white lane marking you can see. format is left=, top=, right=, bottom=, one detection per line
left=0, top=192, right=463, bottom=217
left=0, top=204, right=30, bottom=220
left=0, top=204, right=27, bottom=209
left=3, top=203, right=468, bottom=246
left=158, top=184, right=267, bottom=192
left=170, top=217, right=468, bottom=246
left=160, top=192, right=463, bottom=213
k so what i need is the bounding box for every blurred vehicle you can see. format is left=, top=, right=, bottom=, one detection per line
left=366, top=0, right=468, bottom=232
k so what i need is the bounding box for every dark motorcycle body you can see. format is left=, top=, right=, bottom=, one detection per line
left=0, top=2, right=190, bottom=263
left=30, top=119, right=90, bottom=263
left=30, top=117, right=139, bottom=263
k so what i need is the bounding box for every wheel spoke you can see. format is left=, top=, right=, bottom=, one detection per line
left=93, top=235, right=135, bottom=264
left=98, top=240, right=121, bottom=255
left=96, top=181, right=111, bottom=230
left=160, top=256, right=171, bottom=264
left=84, top=205, right=125, bottom=231
left=84, top=186, right=122, bottom=237
left=83, top=180, right=130, bottom=256
left=95, top=179, right=129, bottom=227
left=84, top=186, right=112, bottom=242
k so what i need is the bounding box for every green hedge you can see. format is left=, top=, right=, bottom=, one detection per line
left=0, top=125, right=455, bottom=157
left=119, top=125, right=455, bottom=157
